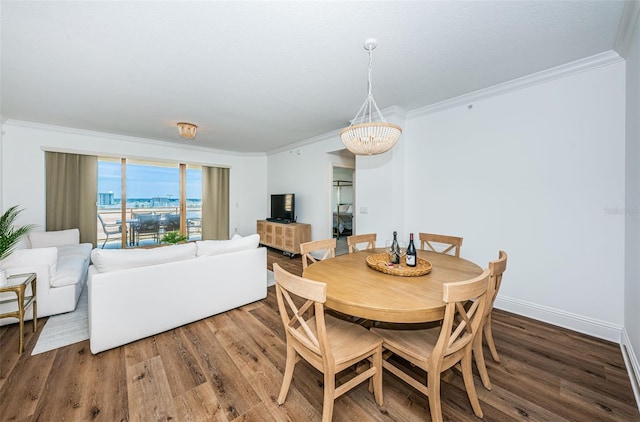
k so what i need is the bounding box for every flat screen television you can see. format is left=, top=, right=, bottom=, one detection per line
left=270, top=193, right=295, bottom=223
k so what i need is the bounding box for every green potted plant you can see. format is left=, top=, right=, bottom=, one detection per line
left=0, top=205, right=36, bottom=261
left=160, top=230, right=187, bottom=245
left=0, top=205, right=36, bottom=287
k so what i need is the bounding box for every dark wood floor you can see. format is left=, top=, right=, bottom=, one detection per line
left=0, top=247, right=638, bottom=421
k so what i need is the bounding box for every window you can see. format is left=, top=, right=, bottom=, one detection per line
left=97, top=158, right=202, bottom=248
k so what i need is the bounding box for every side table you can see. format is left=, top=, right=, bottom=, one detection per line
left=0, top=272, right=37, bottom=353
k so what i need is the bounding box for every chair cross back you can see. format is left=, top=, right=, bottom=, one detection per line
left=279, top=280, right=325, bottom=353
left=299, top=238, right=336, bottom=270
left=273, top=264, right=384, bottom=422
left=474, top=250, right=508, bottom=390
left=419, top=232, right=463, bottom=257
left=371, top=268, right=490, bottom=422
left=438, top=273, right=489, bottom=362
left=347, top=233, right=376, bottom=253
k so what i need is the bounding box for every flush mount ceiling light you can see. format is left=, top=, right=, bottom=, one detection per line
left=177, top=122, right=197, bottom=139
left=340, top=38, right=402, bottom=156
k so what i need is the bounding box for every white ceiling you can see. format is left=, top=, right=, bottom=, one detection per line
left=0, top=1, right=629, bottom=153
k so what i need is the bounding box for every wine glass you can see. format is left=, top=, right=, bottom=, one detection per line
left=396, top=241, right=407, bottom=268
left=384, top=240, right=395, bottom=263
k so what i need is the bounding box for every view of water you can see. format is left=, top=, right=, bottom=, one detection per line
left=98, top=160, right=202, bottom=209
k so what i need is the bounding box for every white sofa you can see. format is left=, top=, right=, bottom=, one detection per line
left=88, top=234, right=267, bottom=354
left=0, top=229, right=92, bottom=325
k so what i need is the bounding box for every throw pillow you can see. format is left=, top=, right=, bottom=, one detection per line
left=91, top=242, right=197, bottom=273
left=196, top=233, right=260, bottom=257
left=29, top=229, right=80, bottom=248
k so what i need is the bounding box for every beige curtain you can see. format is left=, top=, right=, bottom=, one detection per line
left=202, top=166, right=229, bottom=240
left=45, top=152, right=98, bottom=246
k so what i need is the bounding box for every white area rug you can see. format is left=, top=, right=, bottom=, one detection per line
left=32, top=270, right=275, bottom=355
left=31, top=286, right=89, bottom=355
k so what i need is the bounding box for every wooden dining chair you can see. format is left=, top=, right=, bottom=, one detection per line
left=300, top=238, right=336, bottom=271
left=474, top=250, right=508, bottom=390
left=418, top=232, right=463, bottom=257
left=346, top=233, right=377, bottom=253
left=371, top=269, right=491, bottom=422
left=273, top=264, right=384, bottom=422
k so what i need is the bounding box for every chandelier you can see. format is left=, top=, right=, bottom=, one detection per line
left=177, top=122, right=198, bottom=139
left=340, top=39, right=402, bottom=155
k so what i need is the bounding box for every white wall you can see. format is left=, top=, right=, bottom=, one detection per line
left=0, top=121, right=268, bottom=237
left=353, top=107, right=407, bottom=245
left=0, top=115, right=5, bottom=212
left=268, top=60, right=627, bottom=342
left=404, top=62, right=626, bottom=340
left=267, top=133, right=353, bottom=240
left=624, top=6, right=640, bottom=405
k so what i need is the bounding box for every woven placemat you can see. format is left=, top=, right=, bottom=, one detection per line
left=366, top=253, right=432, bottom=277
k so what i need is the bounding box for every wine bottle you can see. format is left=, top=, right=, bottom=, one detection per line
left=391, top=231, right=400, bottom=264
left=406, top=233, right=417, bottom=267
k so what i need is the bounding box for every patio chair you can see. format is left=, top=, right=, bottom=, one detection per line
left=97, top=214, right=124, bottom=248
left=133, top=213, right=160, bottom=245
left=162, top=214, right=180, bottom=232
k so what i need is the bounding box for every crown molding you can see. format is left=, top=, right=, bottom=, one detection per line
left=615, top=0, right=640, bottom=58
left=2, top=119, right=267, bottom=157
left=407, top=50, right=623, bottom=119
left=266, top=105, right=408, bottom=156
left=266, top=127, right=343, bottom=156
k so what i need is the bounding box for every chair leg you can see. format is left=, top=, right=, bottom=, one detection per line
left=372, top=347, right=384, bottom=406
left=277, top=344, right=297, bottom=405
left=322, top=371, right=336, bottom=422
left=427, top=370, right=443, bottom=422
left=484, top=314, right=501, bottom=362
left=101, top=236, right=108, bottom=249
left=474, top=329, right=492, bottom=390
left=461, top=348, right=483, bottom=418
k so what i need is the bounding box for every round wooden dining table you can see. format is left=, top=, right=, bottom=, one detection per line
left=302, top=248, right=483, bottom=323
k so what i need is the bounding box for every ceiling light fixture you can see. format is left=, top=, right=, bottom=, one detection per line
left=177, top=122, right=197, bottom=139
left=340, top=38, right=402, bottom=155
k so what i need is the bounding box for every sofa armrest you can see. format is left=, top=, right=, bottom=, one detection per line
left=0, top=247, right=58, bottom=277
left=0, top=264, right=52, bottom=299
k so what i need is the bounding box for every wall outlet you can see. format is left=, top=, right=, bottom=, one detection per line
left=360, top=206, right=368, bottom=214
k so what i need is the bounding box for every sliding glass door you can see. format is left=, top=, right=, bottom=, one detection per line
left=97, top=158, right=203, bottom=248
left=97, top=158, right=125, bottom=248
left=186, top=165, right=203, bottom=240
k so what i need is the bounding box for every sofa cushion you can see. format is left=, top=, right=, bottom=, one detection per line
left=51, top=255, right=88, bottom=287
left=196, top=234, right=260, bottom=257
left=57, top=243, right=92, bottom=262
left=91, top=242, right=197, bottom=273
left=29, top=229, right=80, bottom=248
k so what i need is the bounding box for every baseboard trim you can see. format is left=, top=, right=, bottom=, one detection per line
left=494, top=295, right=622, bottom=343
left=621, top=328, right=640, bottom=412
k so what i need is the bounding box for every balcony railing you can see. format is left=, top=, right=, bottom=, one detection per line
left=98, top=208, right=202, bottom=249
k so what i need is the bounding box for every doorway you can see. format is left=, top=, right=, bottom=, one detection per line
left=332, top=166, right=355, bottom=255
